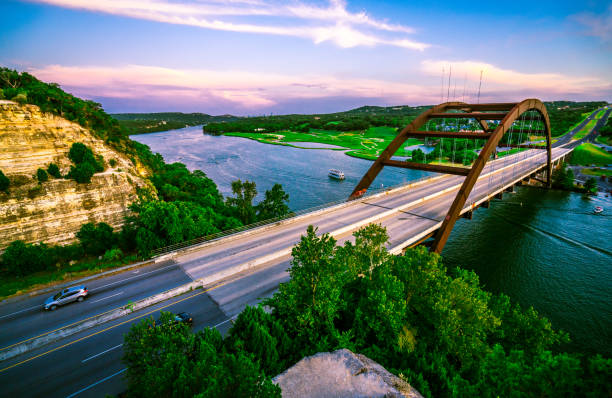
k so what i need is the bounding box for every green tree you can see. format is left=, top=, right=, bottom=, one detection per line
left=226, top=179, right=258, bottom=225
left=11, top=92, right=27, bottom=104
left=123, top=313, right=280, bottom=398
left=67, top=162, right=95, bottom=183
left=36, top=168, right=48, bottom=183
left=584, top=177, right=597, bottom=194
left=68, top=142, right=95, bottom=165
left=1, top=240, right=54, bottom=276
left=0, top=169, right=9, bottom=192
left=552, top=162, right=575, bottom=191
left=225, top=305, right=293, bottom=375
left=411, top=148, right=425, bottom=163
left=129, top=200, right=223, bottom=256
left=255, top=183, right=290, bottom=221
left=265, top=226, right=344, bottom=353
left=46, top=163, right=61, bottom=178
left=76, top=222, right=116, bottom=256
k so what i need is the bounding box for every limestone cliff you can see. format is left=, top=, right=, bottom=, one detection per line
left=0, top=100, right=150, bottom=249
left=273, top=349, right=423, bottom=398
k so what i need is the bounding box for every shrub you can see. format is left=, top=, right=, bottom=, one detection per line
left=76, top=222, right=117, bottom=256
left=67, top=162, right=95, bottom=183
left=102, top=248, right=123, bottom=262
left=0, top=88, right=4, bottom=99
left=109, top=158, right=117, bottom=167
left=1, top=240, right=54, bottom=276
left=11, top=92, right=27, bottom=104
left=67, top=143, right=104, bottom=183
left=36, top=168, right=48, bottom=183
left=68, top=142, right=95, bottom=165
left=47, top=163, right=61, bottom=178
left=27, top=185, right=43, bottom=198
left=0, top=169, right=9, bottom=192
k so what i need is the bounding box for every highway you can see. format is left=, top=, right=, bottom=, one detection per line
left=0, top=140, right=573, bottom=396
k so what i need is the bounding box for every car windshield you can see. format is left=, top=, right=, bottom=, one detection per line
left=53, top=292, right=62, bottom=300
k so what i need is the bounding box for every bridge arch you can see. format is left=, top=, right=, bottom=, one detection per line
left=349, top=99, right=552, bottom=253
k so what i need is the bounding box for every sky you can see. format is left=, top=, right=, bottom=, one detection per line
left=1, top=0, right=611, bottom=115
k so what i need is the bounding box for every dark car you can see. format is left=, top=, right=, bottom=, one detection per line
left=173, top=312, right=193, bottom=325
left=43, top=286, right=88, bottom=311
left=153, top=312, right=193, bottom=327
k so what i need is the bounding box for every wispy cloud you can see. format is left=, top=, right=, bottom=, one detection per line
left=30, top=64, right=430, bottom=113
left=30, top=0, right=429, bottom=50
left=28, top=61, right=609, bottom=114
left=571, top=4, right=612, bottom=45
left=421, top=60, right=610, bottom=101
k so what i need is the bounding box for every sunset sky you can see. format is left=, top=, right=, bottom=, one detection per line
left=1, top=0, right=611, bottom=115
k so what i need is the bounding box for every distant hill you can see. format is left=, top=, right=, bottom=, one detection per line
left=111, top=112, right=239, bottom=134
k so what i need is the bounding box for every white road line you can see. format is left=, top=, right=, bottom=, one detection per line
left=1, top=262, right=178, bottom=320
left=0, top=305, right=41, bottom=320
left=65, top=368, right=126, bottom=397
left=89, top=263, right=178, bottom=292
left=81, top=344, right=123, bottom=363
left=214, top=315, right=238, bottom=328
left=89, top=292, right=123, bottom=304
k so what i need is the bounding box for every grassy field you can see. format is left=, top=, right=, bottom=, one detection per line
left=573, top=119, right=598, bottom=140
left=569, top=143, right=612, bottom=166
left=225, top=127, right=424, bottom=159
left=581, top=168, right=612, bottom=177
left=0, top=255, right=138, bottom=299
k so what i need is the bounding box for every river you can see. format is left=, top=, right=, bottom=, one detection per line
left=132, top=126, right=612, bottom=355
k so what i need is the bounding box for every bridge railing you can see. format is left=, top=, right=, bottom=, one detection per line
left=148, top=174, right=435, bottom=258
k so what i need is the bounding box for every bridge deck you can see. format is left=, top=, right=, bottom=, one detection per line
left=172, top=146, right=571, bottom=281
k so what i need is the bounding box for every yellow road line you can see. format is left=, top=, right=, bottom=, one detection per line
left=1, top=275, right=190, bottom=352
left=0, top=305, right=120, bottom=352
left=0, top=283, right=226, bottom=373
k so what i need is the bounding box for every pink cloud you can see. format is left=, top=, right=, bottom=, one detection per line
left=29, top=0, right=429, bottom=50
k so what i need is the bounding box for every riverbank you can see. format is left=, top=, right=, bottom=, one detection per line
left=223, top=127, right=424, bottom=160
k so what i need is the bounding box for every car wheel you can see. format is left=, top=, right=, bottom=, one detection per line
left=77, top=296, right=84, bottom=302
left=50, top=305, right=57, bottom=311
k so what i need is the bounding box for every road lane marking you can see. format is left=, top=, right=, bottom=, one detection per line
left=1, top=264, right=189, bottom=353
left=213, top=314, right=238, bottom=329
left=0, top=262, right=178, bottom=323
left=89, top=262, right=179, bottom=292
left=65, top=368, right=127, bottom=398
left=81, top=344, right=123, bottom=363
left=0, top=282, right=225, bottom=373
left=89, top=292, right=123, bottom=304
left=0, top=305, right=41, bottom=320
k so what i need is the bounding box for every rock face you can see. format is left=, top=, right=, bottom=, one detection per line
left=273, top=349, right=423, bottom=398
left=0, top=100, right=149, bottom=249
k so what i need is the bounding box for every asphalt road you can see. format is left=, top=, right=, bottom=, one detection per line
left=556, top=106, right=610, bottom=148
left=0, top=260, right=191, bottom=351
left=0, top=135, right=576, bottom=397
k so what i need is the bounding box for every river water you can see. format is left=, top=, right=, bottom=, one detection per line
left=132, top=126, right=612, bottom=355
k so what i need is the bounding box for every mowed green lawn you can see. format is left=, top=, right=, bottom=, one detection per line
left=570, top=143, right=612, bottom=166
left=573, top=119, right=597, bottom=140
left=225, top=126, right=424, bottom=160
left=581, top=168, right=612, bottom=177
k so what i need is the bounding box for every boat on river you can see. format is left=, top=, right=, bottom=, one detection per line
left=328, top=169, right=345, bottom=180
left=594, top=206, right=604, bottom=214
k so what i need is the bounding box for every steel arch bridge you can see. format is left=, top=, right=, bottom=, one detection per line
left=349, top=99, right=553, bottom=253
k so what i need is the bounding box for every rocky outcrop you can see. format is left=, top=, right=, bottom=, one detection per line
left=273, top=349, right=423, bottom=398
left=0, top=100, right=149, bottom=249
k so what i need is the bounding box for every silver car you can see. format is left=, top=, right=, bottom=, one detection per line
left=43, top=286, right=88, bottom=311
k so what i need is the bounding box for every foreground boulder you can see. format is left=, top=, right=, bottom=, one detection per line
left=273, top=349, right=423, bottom=398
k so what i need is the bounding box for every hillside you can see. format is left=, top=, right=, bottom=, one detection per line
left=0, top=100, right=150, bottom=249
left=111, top=112, right=239, bottom=134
